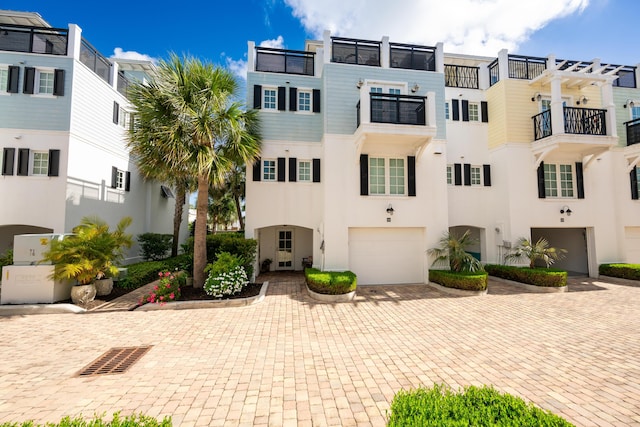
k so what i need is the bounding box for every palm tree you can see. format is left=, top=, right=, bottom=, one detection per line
left=225, top=164, right=246, bottom=231
left=127, top=54, right=261, bottom=287
left=208, top=185, right=237, bottom=232
left=505, top=237, right=567, bottom=268
left=428, top=230, right=484, bottom=273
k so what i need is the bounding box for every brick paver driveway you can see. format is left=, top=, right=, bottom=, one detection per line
left=1, top=274, right=639, bottom=426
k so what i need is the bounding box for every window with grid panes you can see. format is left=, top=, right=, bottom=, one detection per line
left=298, top=160, right=311, bottom=182
left=263, top=159, right=276, bottom=181
left=263, top=88, right=276, bottom=110
left=32, top=152, right=49, bottom=176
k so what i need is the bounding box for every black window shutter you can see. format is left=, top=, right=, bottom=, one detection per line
left=483, top=164, right=491, bottom=186
left=463, top=163, right=471, bottom=185
left=2, top=148, right=15, bottom=175
left=277, top=86, right=286, bottom=111
left=253, top=85, right=262, bottom=109
left=125, top=171, right=131, bottom=192
left=408, top=156, right=416, bottom=196
left=312, top=158, right=321, bottom=182
left=289, top=157, right=297, bottom=182
left=481, top=101, right=489, bottom=123
left=17, top=148, right=29, bottom=176
left=53, top=69, right=65, bottom=96
left=289, top=87, right=297, bottom=111
left=360, top=154, right=369, bottom=195
left=23, top=67, right=35, bottom=94
left=537, top=162, right=546, bottom=198
left=252, top=158, right=261, bottom=181
left=111, top=166, right=118, bottom=188
left=575, top=162, right=584, bottom=199
left=631, top=167, right=639, bottom=200
left=462, top=100, right=470, bottom=122
left=454, top=163, right=462, bottom=186
left=451, top=99, right=460, bottom=121
left=277, top=157, right=286, bottom=181
left=8, top=66, right=19, bottom=93
left=48, top=149, right=60, bottom=177
left=312, top=89, right=321, bottom=113
left=113, top=101, right=119, bottom=124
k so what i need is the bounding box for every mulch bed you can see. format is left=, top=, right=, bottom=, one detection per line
left=178, top=282, right=263, bottom=300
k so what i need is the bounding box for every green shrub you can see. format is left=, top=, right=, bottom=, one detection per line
left=182, top=234, right=257, bottom=277
left=0, top=249, right=13, bottom=269
left=599, top=263, right=640, bottom=281
left=0, top=412, right=172, bottom=426
left=305, top=268, right=357, bottom=295
left=117, top=254, right=192, bottom=290
left=429, top=270, right=488, bottom=291
left=204, top=252, right=248, bottom=297
left=485, top=264, right=567, bottom=287
left=388, top=384, right=573, bottom=427
left=137, top=233, right=173, bottom=261
left=142, top=271, right=185, bottom=305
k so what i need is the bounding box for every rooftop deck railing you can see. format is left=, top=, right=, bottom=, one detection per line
left=358, top=93, right=426, bottom=127
left=604, top=64, right=637, bottom=88
left=117, top=70, right=130, bottom=97
left=0, top=23, right=68, bottom=55
left=488, top=58, right=499, bottom=86
left=255, top=47, right=315, bottom=76
left=80, top=38, right=111, bottom=84
left=509, top=54, right=547, bottom=80
left=332, top=37, right=380, bottom=66
left=626, top=118, right=640, bottom=146
left=389, top=43, right=436, bottom=71
left=444, top=64, right=479, bottom=89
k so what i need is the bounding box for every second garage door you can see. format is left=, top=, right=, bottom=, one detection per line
left=348, top=227, right=425, bottom=285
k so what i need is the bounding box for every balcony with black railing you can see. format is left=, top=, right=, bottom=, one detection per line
left=533, top=110, right=552, bottom=141
left=79, top=38, right=111, bottom=84
left=368, top=93, right=426, bottom=125
left=626, top=118, right=640, bottom=146
left=390, top=43, right=436, bottom=71
left=509, top=54, right=546, bottom=80
left=533, top=107, right=607, bottom=141
left=0, top=23, right=68, bottom=55
left=332, top=37, right=380, bottom=66
left=255, top=47, right=315, bottom=76
left=444, top=64, right=479, bottom=89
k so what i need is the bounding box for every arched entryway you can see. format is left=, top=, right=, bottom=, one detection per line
left=256, top=225, right=314, bottom=272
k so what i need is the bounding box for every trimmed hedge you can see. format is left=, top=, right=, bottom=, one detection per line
left=388, top=384, right=573, bottom=426
left=428, top=270, right=488, bottom=291
left=118, top=254, right=192, bottom=290
left=305, top=268, right=357, bottom=295
left=485, top=264, right=567, bottom=287
left=137, top=233, right=173, bottom=261
left=182, top=234, right=257, bottom=278
left=0, top=412, right=171, bottom=426
left=599, top=263, right=640, bottom=281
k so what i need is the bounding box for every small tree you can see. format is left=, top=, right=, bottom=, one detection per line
left=428, top=230, right=483, bottom=273
left=505, top=237, right=567, bottom=268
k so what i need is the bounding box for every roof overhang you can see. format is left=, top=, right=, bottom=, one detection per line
left=0, top=10, right=50, bottom=27
left=532, top=134, right=618, bottom=168
left=530, top=62, right=620, bottom=89
left=354, top=123, right=437, bottom=159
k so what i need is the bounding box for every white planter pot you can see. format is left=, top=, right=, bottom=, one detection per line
left=70, top=284, right=97, bottom=305
left=94, top=278, right=114, bottom=296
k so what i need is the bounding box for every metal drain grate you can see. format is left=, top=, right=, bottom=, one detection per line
left=77, top=346, right=152, bottom=376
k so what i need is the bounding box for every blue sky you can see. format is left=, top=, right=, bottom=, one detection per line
left=3, top=0, right=638, bottom=77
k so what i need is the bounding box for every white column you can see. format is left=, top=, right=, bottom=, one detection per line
left=435, top=42, right=444, bottom=74
left=427, top=91, right=436, bottom=127
left=550, top=76, right=564, bottom=135
left=381, top=36, right=389, bottom=68
left=247, top=41, right=255, bottom=73
left=110, top=61, right=119, bottom=91
left=546, top=54, right=556, bottom=71
left=636, top=63, right=640, bottom=89
left=67, top=24, right=82, bottom=60
left=498, top=49, right=509, bottom=81
left=601, top=82, right=617, bottom=137
left=478, top=63, right=488, bottom=90
left=323, top=30, right=331, bottom=64
left=360, top=87, right=370, bottom=125
left=315, top=47, right=324, bottom=77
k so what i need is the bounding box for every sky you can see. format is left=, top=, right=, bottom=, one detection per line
left=2, top=0, right=639, bottom=81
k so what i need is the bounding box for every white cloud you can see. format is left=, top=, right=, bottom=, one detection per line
left=259, top=35, right=285, bottom=49
left=283, top=0, right=589, bottom=55
left=111, top=48, right=157, bottom=63
left=226, top=57, right=248, bottom=80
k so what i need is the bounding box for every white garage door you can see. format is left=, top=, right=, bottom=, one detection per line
left=625, top=227, right=640, bottom=263
left=349, top=227, right=425, bottom=285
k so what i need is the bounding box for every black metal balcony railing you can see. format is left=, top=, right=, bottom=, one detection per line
left=509, top=54, right=547, bottom=80
left=117, top=70, right=130, bottom=97
left=488, top=58, right=499, bottom=86
left=80, top=38, right=111, bottom=84
left=390, top=43, right=436, bottom=71
left=626, top=118, right=640, bottom=146
left=605, top=64, right=637, bottom=88
left=332, top=37, right=380, bottom=66
left=444, top=64, right=479, bottom=89
left=0, top=23, right=68, bottom=55
left=366, top=93, right=426, bottom=126
left=533, top=110, right=552, bottom=140
left=255, top=47, right=315, bottom=76
left=564, top=107, right=606, bottom=136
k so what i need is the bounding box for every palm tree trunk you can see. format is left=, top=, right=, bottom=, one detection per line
left=234, top=195, right=244, bottom=231
left=172, top=184, right=186, bottom=257
left=193, top=174, right=209, bottom=288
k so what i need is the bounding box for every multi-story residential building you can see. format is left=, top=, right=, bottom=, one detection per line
left=0, top=10, right=186, bottom=260
left=245, top=31, right=640, bottom=283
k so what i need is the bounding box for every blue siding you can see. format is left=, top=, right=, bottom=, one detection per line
left=0, top=53, right=73, bottom=131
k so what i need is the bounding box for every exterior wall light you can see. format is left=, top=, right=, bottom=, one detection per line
left=624, top=99, right=635, bottom=108
left=576, top=96, right=588, bottom=106
left=560, top=205, right=572, bottom=216
left=411, top=83, right=420, bottom=93
left=531, top=92, right=542, bottom=102
left=356, top=78, right=364, bottom=89
left=386, top=204, right=394, bottom=215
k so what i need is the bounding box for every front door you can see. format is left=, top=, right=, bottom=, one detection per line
left=276, top=229, right=294, bottom=270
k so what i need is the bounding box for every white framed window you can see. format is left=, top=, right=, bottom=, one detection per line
left=369, top=157, right=406, bottom=195
left=0, top=68, right=8, bottom=94
left=544, top=163, right=574, bottom=198
left=37, top=70, right=54, bottom=95
left=298, top=160, right=311, bottom=182
left=115, top=169, right=125, bottom=190
left=631, top=105, right=640, bottom=121
left=444, top=101, right=450, bottom=120
left=470, top=166, right=481, bottom=185
left=118, top=107, right=129, bottom=128
left=262, top=159, right=276, bottom=181
left=31, top=151, right=49, bottom=176
left=468, top=102, right=479, bottom=122
left=263, top=88, right=277, bottom=110
left=446, top=164, right=452, bottom=184
left=298, top=90, right=311, bottom=112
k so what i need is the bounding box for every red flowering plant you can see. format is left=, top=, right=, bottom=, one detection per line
left=140, top=270, right=185, bottom=305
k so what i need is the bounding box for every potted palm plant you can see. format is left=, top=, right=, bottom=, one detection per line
left=41, top=216, right=133, bottom=304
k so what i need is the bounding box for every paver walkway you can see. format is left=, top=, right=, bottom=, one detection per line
left=0, top=274, right=639, bottom=426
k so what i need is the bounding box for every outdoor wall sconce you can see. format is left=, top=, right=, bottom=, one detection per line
left=560, top=205, right=572, bottom=216
left=531, top=93, right=542, bottom=102
left=386, top=204, right=394, bottom=215
left=576, top=95, right=588, bottom=106
left=411, top=83, right=420, bottom=93
left=624, top=99, right=635, bottom=108
left=356, top=78, right=364, bottom=89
